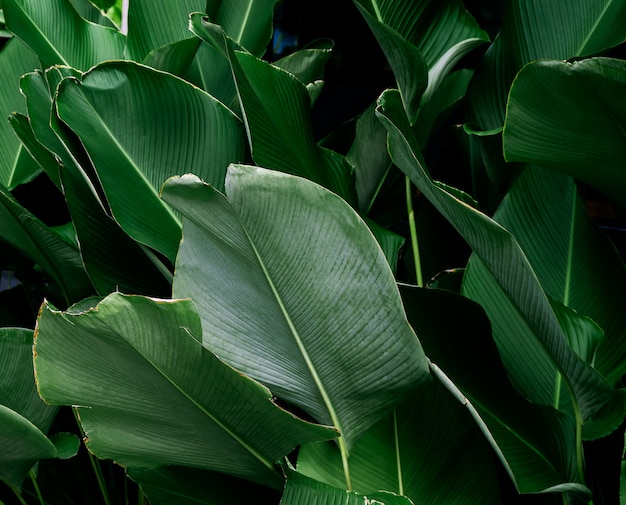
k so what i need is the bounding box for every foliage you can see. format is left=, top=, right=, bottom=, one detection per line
left=0, top=0, right=625, bottom=504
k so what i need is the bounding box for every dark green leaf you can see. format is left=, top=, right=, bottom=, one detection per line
left=35, top=293, right=336, bottom=486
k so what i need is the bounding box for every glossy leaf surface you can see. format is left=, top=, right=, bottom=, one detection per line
left=469, top=0, right=626, bottom=129
left=299, top=376, right=502, bottom=504
left=282, top=470, right=414, bottom=505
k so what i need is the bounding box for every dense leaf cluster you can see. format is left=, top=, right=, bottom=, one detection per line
left=0, top=1, right=625, bottom=504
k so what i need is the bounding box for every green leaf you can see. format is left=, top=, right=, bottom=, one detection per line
left=481, top=166, right=626, bottom=387
left=233, top=50, right=356, bottom=202
left=128, top=466, right=281, bottom=505
left=347, top=104, right=392, bottom=213
left=126, top=0, right=206, bottom=60
left=3, top=0, right=125, bottom=71
left=468, top=0, right=626, bottom=130
left=375, top=88, right=617, bottom=427
left=273, top=39, right=333, bottom=86
left=206, top=0, right=280, bottom=57
left=0, top=328, right=57, bottom=432
left=142, top=37, right=201, bottom=78
left=54, top=60, right=245, bottom=262
left=281, top=470, right=414, bottom=505
left=462, top=166, right=626, bottom=438
left=34, top=293, right=336, bottom=486
left=0, top=405, right=57, bottom=490
left=298, top=378, right=502, bottom=504
left=401, top=287, right=588, bottom=496
left=48, top=432, right=80, bottom=459
left=68, top=0, right=117, bottom=27
left=19, top=69, right=171, bottom=296
left=0, top=187, right=93, bottom=304
left=353, top=0, right=487, bottom=123
left=503, top=58, right=626, bottom=209
left=163, top=167, right=430, bottom=451
left=352, top=1, right=427, bottom=124
left=0, top=38, right=40, bottom=189
left=9, top=113, right=55, bottom=184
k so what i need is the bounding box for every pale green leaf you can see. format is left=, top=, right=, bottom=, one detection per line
left=163, top=167, right=430, bottom=450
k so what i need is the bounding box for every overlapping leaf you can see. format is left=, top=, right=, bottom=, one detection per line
left=19, top=68, right=172, bottom=296
left=0, top=187, right=93, bottom=304
left=34, top=293, right=336, bottom=486
left=468, top=0, right=626, bottom=130
left=503, top=58, right=626, bottom=209
left=163, top=166, right=430, bottom=451
left=353, top=0, right=487, bottom=124
left=298, top=377, right=501, bottom=504
left=54, top=61, right=245, bottom=262
left=126, top=0, right=206, bottom=61
left=206, top=0, right=280, bottom=57
left=375, top=89, right=618, bottom=428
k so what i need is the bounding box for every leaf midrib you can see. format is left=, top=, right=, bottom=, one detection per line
left=575, top=0, right=615, bottom=56
left=7, top=0, right=69, bottom=66
left=235, top=212, right=344, bottom=437
left=129, top=324, right=278, bottom=473
left=56, top=78, right=181, bottom=228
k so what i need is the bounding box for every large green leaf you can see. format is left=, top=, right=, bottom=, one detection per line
left=128, top=466, right=281, bottom=505
left=0, top=37, right=40, bottom=189
left=0, top=187, right=93, bottom=304
left=206, top=0, right=280, bottom=57
left=3, top=0, right=125, bottom=71
left=34, top=293, right=336, bottom=486
left=281, top=470, right=414, bottom=505
left=126, top=0, right=206, bottom=61
left=163, top=166, right=430, bottom=452
left=298, top=377, right=502, bottom=504
left=375, top=89, right=617, bottom=428
left=17, top=68, right=171, bottom=296
left=503, top=58, right=626, bottom=209
left=54, top=60, right=245, bottom=262
left=468, top=0, right=626, bottom=130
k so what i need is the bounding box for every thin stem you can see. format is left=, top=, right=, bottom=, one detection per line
left=553, top=372, right=562, bottom=409
left=393, top=411, right=403, bottom=496
left=72, top=409, right=111, bottom=505
left=29, top=470, right=45, bottom=505
left=338, top=436, right=352, bottom=491
left=137, top=486, right=146, bottom=505
left=405, top=176, right=423, bottom=287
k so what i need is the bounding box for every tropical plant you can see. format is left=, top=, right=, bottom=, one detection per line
left=1, top=0, right=626, bottom=504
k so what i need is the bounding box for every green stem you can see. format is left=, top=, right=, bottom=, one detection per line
left=338, top=436, right=352, bottom=491
left=72, top=408, right=111, bottom=505
left=405, top=177, right=423, bottom=287
left=29, top=470, right=45, bottom=505
left=393, top=411, right=403, bottom=496
left=138, top=486, right=146, bottom=505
